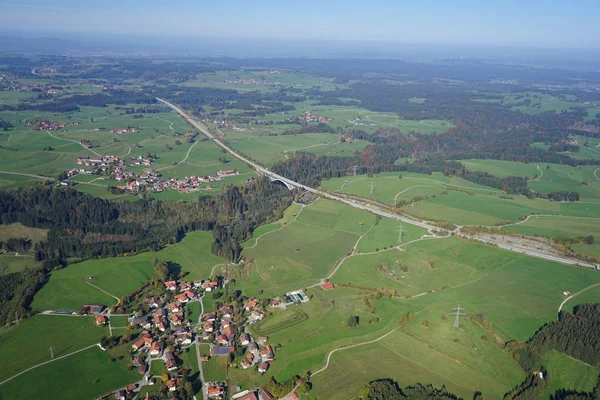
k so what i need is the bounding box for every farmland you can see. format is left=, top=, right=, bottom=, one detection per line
left=540, top=351, right=599, bottom=399
left=32, top=231, right=225, bottom=311
left=0, top=346, right=138, bottom=400
left=0, top=315, right=105, bottom=382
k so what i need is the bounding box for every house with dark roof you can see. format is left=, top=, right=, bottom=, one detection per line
left=211, top=346, right=234, bottom=357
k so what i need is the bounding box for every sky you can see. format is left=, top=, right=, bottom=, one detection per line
left=2, top=0, right=599, bottom=49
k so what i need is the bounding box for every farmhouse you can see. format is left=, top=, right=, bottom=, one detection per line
left=208, top=384, right=225, bottom=398
left=83, top=304, right=106, bottom=314
left=321, top=282, right=335, bottom=290
left=260, top=345, right=275, bottom=361
left=150, top=341, right=164, bottom=356
left=246, top=298, right=258, bottom=311
left=166, top=379, right=177, bottom=392
left=95, top=315, right=108, bottom=326
left=258, top=388, right=275, bottom=400
left=164, top=281, right=177, bottom=291
left=164, top=350, right=177, bottom=371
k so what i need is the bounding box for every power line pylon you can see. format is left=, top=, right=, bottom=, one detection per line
left=48, top=345, right=55, bottom=360
left=450, top=305, right=465, bottom=330
left=369, top=179, right=375, bottom=196
left=353, top=164, right=358, bottom=176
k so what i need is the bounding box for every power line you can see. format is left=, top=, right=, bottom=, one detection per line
left=450, top=305, right=465, bottom=330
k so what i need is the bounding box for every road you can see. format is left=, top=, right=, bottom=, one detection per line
left=157, top=98, right=597, bottom=269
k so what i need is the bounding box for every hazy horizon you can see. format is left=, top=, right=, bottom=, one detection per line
left=2, top=0, right=599, bottom=50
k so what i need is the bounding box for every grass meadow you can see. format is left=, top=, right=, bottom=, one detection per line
left=0, top=346, right=138, bottom=400
left=32, top=231, right=225, bottom=311
left=540, top=351, right=599, bottom=399
left=0, top=315, right=105, bottom=382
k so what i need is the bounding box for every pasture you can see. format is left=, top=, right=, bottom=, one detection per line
left=0, top=346, right=138, bottom=400
left=239, top=198, right=424, bottom=296
left=0, top=254, right=40, bottom=275
left=540, top=351, right=599, bottom=399
left=0, top=315, right=105, bottom=382
left=32, top=231, right=225, bottom=311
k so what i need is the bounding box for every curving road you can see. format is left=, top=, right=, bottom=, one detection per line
left=156, top=98, right=597, bottom=269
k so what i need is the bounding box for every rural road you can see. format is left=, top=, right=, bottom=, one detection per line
left=193, top=294, right=208, bottom=400
left=157, top=98, right=597, bottom=269
left=558, top=282, right=600, bottom=313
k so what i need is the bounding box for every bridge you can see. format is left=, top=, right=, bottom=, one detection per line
left=269, top=177, right=295, bottom=190
left=156, top=98, right=596, bottom=269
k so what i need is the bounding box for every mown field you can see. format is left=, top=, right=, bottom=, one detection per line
left=239, top=198, right=427, bottom=297
left=0, top=315, right=105, bottom=382
left=0, top=346, right=138, bottom=400
left=32, top=231, right=225, bottom=311
left=540, top=351, right=599, bottom=399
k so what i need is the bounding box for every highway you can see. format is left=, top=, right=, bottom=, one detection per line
left=156, top=98, right=597, bottom=270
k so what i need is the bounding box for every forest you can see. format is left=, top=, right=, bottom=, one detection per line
left=0, top=179, right=293, bottom=325
left=507, top=303, right=600, bottom=373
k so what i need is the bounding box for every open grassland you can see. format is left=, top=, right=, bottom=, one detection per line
left=460, top=159, right=600, bottom=201
left=242, top=202, right=304, bottom=248
left=540, top=351, right=599, bottom=399
left=0, top=315, right=105, bottom=382
left=0, top=223, right=48, bottom=242
left=183, top=70, right=342, bottom=93
left=334, top=237, right=600, bottom=340
left=0, top=346, right=138, bottom=400
left=32, top=231, right=225, bottom=311
left=226, top=132, right=366, bottom=167
left=253, top=285, right=522, bottom=400
left=321, top=171, right=499, bottom=206
left=0, top=254, right=40, bottom=275
left=501, top=215, right=600, bottom=258
left=239, top=198, right=424, bottom=296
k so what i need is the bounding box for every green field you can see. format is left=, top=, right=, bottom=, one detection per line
left=540, top=351, right=599, bottom=399
left=0, top=346, right=138, bottom=400
left=239, top=198, right=426, bottom=296
left=474, top=92, right=589, bottom=116
left=0, top=315, right=105, bottom=382
left=0, top=254, right=40, bottom=275
left=32, top=231, right=225, bottom=311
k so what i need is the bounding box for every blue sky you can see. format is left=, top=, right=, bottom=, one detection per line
left=2, top=0, right=599, bottom=48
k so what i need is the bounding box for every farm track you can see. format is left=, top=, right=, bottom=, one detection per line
left=497, top=214, right=600, bottom=229
left=156, top=140, right=199, bottom=172
left=595, top=168, right=600, bottom=181
left=310, top=320, right=407, bottom=378
left=244, top=202, right=307, bottom=250
left=46, top=131, right=102, bottom=157
left=0, top=343, right=99, bottom=385
left=0, top=170, right=54, bottom=181
left=84, top=281, right=120, bottom=303
left=558, top=282, right=600, bottom=313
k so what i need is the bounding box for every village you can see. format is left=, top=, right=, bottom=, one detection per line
left=72, top=153, right=239, bottom=193
left=80, top=271, right=291, bottom=400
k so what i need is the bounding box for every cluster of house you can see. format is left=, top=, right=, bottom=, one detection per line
left=298, top=110, right=332, bottom=123
left=73, top=152, right=240, bottom=193
left=223, top=78, right=268, bottom=85
left=202, top=118, right=232, bottom=128
left=129, top=170, right=239, bottom=194
left=348, top=117, right=374, bottom=127
left=111, top=127, right=139, bottom=134
left=200, top=296, right=275, bottom=380
left=0, top=78, right=59, bottom=94
left=563, top=138, right=579, bottom=146
left=29, top=120, right=72, bottom=131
